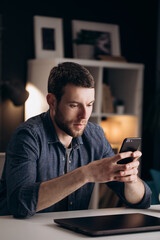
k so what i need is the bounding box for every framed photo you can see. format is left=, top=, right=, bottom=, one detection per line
left=34, top=16, right=64, bottom=58
left=72, top=20, right=121, bottom=59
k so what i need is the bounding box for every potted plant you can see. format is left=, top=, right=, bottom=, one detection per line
left=115, top=99, right=125, bottom=114
left=73, top=30, right=96, bottom=45
left=73, top=30, right=96, bottom=59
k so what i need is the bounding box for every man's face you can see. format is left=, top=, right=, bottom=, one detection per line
left=54, top=84, right=95, bottom=138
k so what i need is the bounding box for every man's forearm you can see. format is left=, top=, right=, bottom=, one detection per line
left=36, top=165, right=88, bottom=212
left=124, top=177, right=145, bottom=204
left=36, top=152, right=146, bottom=212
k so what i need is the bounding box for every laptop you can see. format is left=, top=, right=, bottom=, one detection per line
left=54, top=213, right=160, bottom=237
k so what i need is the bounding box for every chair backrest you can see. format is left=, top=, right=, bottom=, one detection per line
left=0, top=152, right=5, bottom=177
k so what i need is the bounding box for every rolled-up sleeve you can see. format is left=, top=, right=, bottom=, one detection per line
left=107, top=180, right=152, bottom=209
left=6, top=127, right=41, bottom=218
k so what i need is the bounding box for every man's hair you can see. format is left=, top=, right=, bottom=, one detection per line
left=48, top=62, right=95, bottom=102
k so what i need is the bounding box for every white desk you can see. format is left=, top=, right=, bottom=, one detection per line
left=1, top=205, right=160, bottom=240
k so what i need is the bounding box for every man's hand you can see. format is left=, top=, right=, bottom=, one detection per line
left=86, top=150, right=145, bottom=205
left=86, top=151, right=141, bottom=183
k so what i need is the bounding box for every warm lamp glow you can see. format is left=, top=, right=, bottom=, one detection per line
left=25, top=83, right=48, bottom=120
left=100, top=116, right=138, bottom=150
left=100, top=120, right=122, bottom=144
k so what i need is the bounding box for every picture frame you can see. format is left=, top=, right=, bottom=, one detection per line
left=34, top=16, right=64, bottom=58
left=72, top=20, right=121, bottom=59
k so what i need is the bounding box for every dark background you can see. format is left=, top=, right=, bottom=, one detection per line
left=0, top=0, right=159, bottom=180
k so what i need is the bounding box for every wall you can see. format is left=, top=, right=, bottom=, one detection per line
left=0, top=15, right=2, bottom=150
left=144, top=0, right=160, bottom=177
left=0, top=0, right=159, bottom=179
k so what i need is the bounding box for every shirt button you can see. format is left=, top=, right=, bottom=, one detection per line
left=70, top=201, right=73, bottom=205
left=62, top=157, right=65, bottom=161
left=69, top=160, right=71, bottom=163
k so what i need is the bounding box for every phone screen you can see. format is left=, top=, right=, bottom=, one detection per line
left=118, top=137, right=141, bottom=164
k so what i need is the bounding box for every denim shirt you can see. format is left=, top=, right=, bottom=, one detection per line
left=0, top=111, right=151, bottom=217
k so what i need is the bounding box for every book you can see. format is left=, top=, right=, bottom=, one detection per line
left=98, top=55, right=127, bottom=62
left=102, top=83, right=114, bottom=113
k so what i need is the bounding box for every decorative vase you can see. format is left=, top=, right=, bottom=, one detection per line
left=116, top=105, right=125, bottom=114
left=77, top=44, right=94, bottom=59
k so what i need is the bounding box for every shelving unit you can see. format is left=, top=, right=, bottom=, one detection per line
left=26, top=57, right=144, bottom=136
left=26, top=57, right=144, bottom=209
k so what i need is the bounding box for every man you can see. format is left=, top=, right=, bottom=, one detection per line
left=0, top=62, right=151, bottom=218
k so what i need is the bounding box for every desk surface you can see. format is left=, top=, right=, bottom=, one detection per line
left=1, top=205, right=160, bottom=240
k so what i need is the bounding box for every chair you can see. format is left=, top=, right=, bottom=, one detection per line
left=89, top=183, right=121, bottom=209
left=0, top=152, right=5, bottom=177
left=146, top=169, right=160, bottom=204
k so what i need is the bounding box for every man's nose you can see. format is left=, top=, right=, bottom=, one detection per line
left=79, top=106, right=87, bottom=119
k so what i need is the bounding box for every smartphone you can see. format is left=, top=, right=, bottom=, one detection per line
left=118, top=137, right=141, bottom=164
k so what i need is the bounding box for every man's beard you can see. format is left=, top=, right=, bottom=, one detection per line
left=54, top=108, right=87, bottom=138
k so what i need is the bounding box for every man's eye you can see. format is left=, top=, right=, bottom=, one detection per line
left=70, top=104, right=78, bottom=108
left=88, top=103, right=94, bottom=107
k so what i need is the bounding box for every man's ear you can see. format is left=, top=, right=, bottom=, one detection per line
left=46, top=93, right=57, bottom=109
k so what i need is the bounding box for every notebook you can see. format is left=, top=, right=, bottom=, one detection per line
left=54, top=213, right=160, bottom=237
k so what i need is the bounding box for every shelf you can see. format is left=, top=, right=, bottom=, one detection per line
left=28, top=57, right=144, bottom=70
